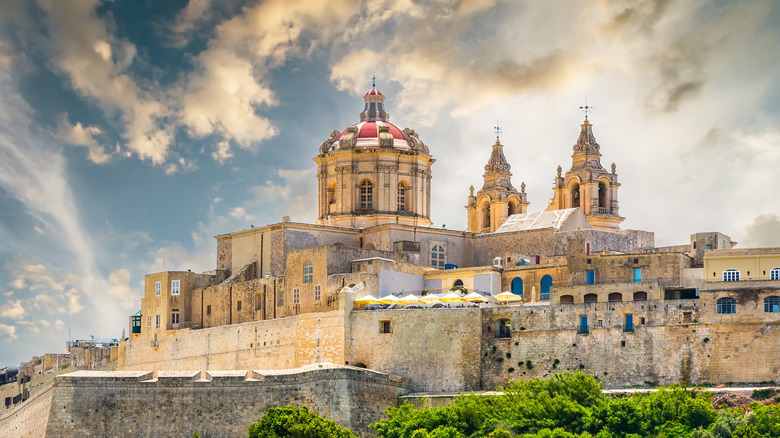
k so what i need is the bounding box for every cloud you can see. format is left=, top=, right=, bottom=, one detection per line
left=37, top=0, right=173, bottom=164
left=212, top=140, right=233, bottom=164
left=0, top=299, right=25, bottom=319
left=229, top=207, right=253, bottom=222
left=742, top=214, right=780, bottom=248
left=58, top=118, right=112, bottom=164
left=0, top=40, right=13, bottom=70
left=164, top=157, right=198, bottom=175
left=9, top=262, right=66, bottom=292
left=105, top=269, right=138, bottom=311
left=0, top=323, right=17, bottom=341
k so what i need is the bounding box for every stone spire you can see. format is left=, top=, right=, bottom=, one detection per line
left=359, top=79, right=389, bottom=122
left=573, top=118, right=601, bottom=155
left=484, top=139, right=513, bottom=176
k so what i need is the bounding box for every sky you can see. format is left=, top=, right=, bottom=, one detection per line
left=0, top=0, right=779, bottom=367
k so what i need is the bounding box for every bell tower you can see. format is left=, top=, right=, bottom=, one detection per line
left=467, top=132, right=528, bottom=233
left=547, top=109, right=623, bottom=231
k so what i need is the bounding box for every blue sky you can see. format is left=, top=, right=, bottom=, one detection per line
left=0, top=0, right=779, bottom=366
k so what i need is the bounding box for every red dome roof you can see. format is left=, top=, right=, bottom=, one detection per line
left=365, top=88, right=383, bottom=96
left=337, top=121, right=409, bottom=149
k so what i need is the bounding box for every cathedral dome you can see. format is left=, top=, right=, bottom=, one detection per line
left=319, top=85, right=429, bottom=154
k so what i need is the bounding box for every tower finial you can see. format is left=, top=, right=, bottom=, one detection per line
left=579, top=98, right=594, bottom=120
left=372, top=75, right=376, bottom=89
left=493, top=118, right=502, bottom=142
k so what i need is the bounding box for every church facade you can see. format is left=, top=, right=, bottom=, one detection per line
left=123, top=85, right=780, bottom=392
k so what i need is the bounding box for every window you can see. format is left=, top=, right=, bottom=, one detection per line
left=430, top=244, right=445, bottom=268
left=764, top=296, right=780, bottom=313
left=560, top=295, right=574, bottom=304
left=633, top=291, right=648, bottom=301
left=397, top=182, right=407, bottom=212
left=716, top=297, right=736, bottom=314
left=256, top=295, right=262, bottom=310
left=624, top=314, right=633, bottom=333
left=586, top=270, right=595, bottom=285
left=237, top=301, right=242, bottom=311
left=146, top=315, right=151, bottom=327
left=706, top=244, right=711, bottom=250
left=303, top=261, right=313, bottom=283
left=596, top=319, right=603, bottom=328
left=579, top=316, right=588, bottom=334
left=496, top=319, right=511, bottom=338
left=584, top=293, right=598, bottom=303
left=155, top=315, right=160, bottom=329
left=171, top=280, right=181, bottom=295
left=453, top=279, right=464, bottom=288
left=293, top=288, right=300, bottom=305
left=633, top=268, right=642, bottom=283
left=314, top=285, right=321, bottom=302
left=540, top=275, right=553, bottom=300
left=359, top=180, right=373, bottom=209
left=723, top=269, right=740, bottom=282
left=608, top=292, right=623, bottom=302
left=206, top=305, right=212, bottom=316
left=278, top=289, right=285, bottom=307
left=511, top=277, right=523, bottom=298
left=380, top=320, right=392, bottom=334
left=171, top=312, right=180, bottom=324
left=771, top=268, right=780, bottom=280
left=155, top=281, right=161, bottom=296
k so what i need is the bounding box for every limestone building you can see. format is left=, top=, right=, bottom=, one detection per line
left=116, top=84, right=779, bottom=393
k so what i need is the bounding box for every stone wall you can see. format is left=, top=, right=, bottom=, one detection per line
left=45, top=366, right=412, bottom=438
left=0, top=379, right=54, bottom=438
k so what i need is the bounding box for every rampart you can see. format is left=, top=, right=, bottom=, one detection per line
left=45, top=365, right=412, bottom=437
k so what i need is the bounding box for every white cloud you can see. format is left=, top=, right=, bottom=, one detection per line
left=58, top=118, right=111, bottom=164
left=37, top=0, right=173, bottom=164
left=9, top=262, right=66, bottom=292
left=0, top=323, right=18, bottom=341
left=212, top=140, right=233, bottom=164
left=105, top=269, right=139, bottom=311
left=229, top=207, right=253, bottom=222
left=0, top=299, right=25, bottom=319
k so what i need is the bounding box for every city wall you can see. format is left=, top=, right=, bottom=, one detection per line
left=121, top=295, right=780, bottom=392
left=45, top=366, right=412, bottom=437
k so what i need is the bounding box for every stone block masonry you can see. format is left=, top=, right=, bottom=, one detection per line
left=45, top=365, right=413, bottom=437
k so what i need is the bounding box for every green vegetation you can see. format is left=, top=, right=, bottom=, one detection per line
left=248, top=406, right=356, bottom=438
left=369, top=372, right=780, bottom=438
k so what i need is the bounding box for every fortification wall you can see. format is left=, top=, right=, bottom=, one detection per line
left=45, top=366, right=412, bottom=438
left=0, top=380, right=54, bottom=438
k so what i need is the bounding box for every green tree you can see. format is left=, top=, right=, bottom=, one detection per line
left=248, top=406, right=356, bottom=438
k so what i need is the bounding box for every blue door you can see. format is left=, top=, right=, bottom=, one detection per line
left=541, top=275, right=553, bottom=300
left=586, top=270, right=595, bottom=285
left=625, top=314, right=633, bottom=332
left=580, top=316, right=588, bottom=334
left=511, top=277, right=523, bottom=298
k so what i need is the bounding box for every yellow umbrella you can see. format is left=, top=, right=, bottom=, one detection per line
left=495, top=291, right=523, bottom=304
left=355, top=295, right=380, bottom=304
left=379, top=295, right=400, bottom=305
left=419, top=294, right=442, bottom=304
left=439, top=292, right=466, bottom=303
left=462, top=291, right=488, bottom=302
left=398, top=294, right=421, bottom=304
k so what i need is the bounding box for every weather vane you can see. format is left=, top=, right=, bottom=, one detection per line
left=579, top=99, right=594, bottom=120
left=372, top=74, right=376, bottom=89
left=494, top=118, right=502, bottom=141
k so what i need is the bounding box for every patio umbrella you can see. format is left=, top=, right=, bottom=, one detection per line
left=462, top=291, right=488, bottom=302
left=398, top=294, right=421, bottom=304
left=439, top=292, right=466, bottom=302
left=419, top=294, right=442, bottom=304
left=355, top=295, right=380, bottom=304
left=495, top=291, right=523, bottom=304
left=379, top=295, right=400, bottom=305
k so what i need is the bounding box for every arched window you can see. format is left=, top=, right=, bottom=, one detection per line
left=723, top=269, right=740, bottom=282
left=508, top=198, right=520, bottom=216
left=560, top=295, right=574, bottom=304
left=496, top=319, right=511, bottom=338
left=359, top=180, right=373, bottom=209
left=584, top=293, right=598, bottom=303
left=771, top=268, right=780, bottom=281
left=430, top=245, right=445, bottom=268
left=397, top=182, right=407, bottom=212
left=598, top=182, right=607, bottom=209
left=540, top=275, right=553, bottom=300
left=608, top=292, right=622, bottom=302
left=764, top=296, right=780, bottom=313
left=327, top=182, right=336, bottom=205
left=511, top=277, right=523, bottom=298
left=481, top=202, right=491, bottom=230
left=633, top=291, right=648, bottom=301
left=571, top=184, right=580, bottom=208
left=303, top=261, right=313, bottom=283
left=716, top=297, right=736, bottom=314
left=453, top=279, right=464, bottom=288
